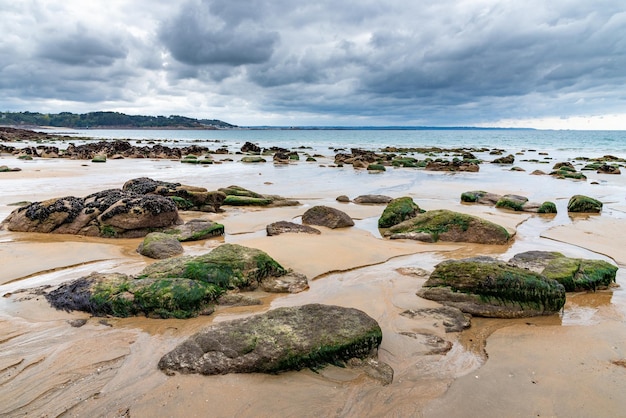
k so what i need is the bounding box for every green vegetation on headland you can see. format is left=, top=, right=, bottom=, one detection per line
left=0, top=111, right=236, bottom=129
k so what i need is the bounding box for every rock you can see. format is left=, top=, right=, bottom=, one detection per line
left=139, top=243, right=307, bottom=293
left=353, top=195, right=393, bottom=204
left=531, top=169, right=547, bottom=175
left=460, top=190, right=502, bottom=205
left=45, top=272, right=219, bottom=319
left=336, top=195, right=350, bottom=203
left=378, top=197, right=422, bottom=228
left=597, top=164, right=621, bottom=174
left=537, top=201, right=558, bottom=214
left=508, top=251, right=617, bottom=291
left=122, top=177, right=226, bottom=213
left=241, top=142, right=261, bottom=154
left=491, top=154, right=515, bottom=164
left=0, top=165, right=21, bottom=172
left=241, top=156, right=266, bottom=163
left=367, top=164, right=386, bottom=171
left=385, top=209, right=510, bottom=244
left=567, top=195, right=602, bottom=213
left=164, top=219, right=225, bottom=241
left=553, top=162, right=575, bottom=170
left=417, top=257, right=566, bottom=318
left=400, top=306, right=471, bottom=332
left=137, top=232, right=184, bottom=259
left=91, top=154, right=107, bottom=163
left=495, top=194, right=529, bottom=211
left=266, top=221, right=321, bottom=236
left=302, top=205, right=354, bottom=228
left=219, top=185, right=299, bottom=207
left=157, top=304, right=385, bottom=375
left=259, top=271, right=309, bottom=293
left=217, top=293, right=262, bottom=306
left=396, top=333, right=453, bottom=356
left=425, top=160, right=479, bottom=172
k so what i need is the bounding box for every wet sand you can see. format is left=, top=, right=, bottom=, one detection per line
left=1, top=149, right=626, bottom=417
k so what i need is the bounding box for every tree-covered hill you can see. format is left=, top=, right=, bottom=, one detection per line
left=0, top=111, right=236, bottom=129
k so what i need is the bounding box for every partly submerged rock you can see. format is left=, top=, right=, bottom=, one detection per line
left=137, top=232, right=184, bottom=259
left=385, top=209, right=510, bottom=244
left=400, top=306, right=471, bottom=332
left=158, top=304, right=385, bottom=376
left=508, top=251, right=617, bottom=291
left=302, top=205, right=354, bottom=228
left=417, top=257, right=566, bottom=318
left=491, top=154, right=515, bottom=164
left=567, top=194, right=602, bottom=213
left=353, top=195, right=393, bottom=204
left=378, top=197, right=422, bottom=228
left=164, top=219, right=225, bottom=241
left=219, top=185, right=299, bottom=207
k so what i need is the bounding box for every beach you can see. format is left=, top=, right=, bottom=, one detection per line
left=1, top=134, right=626, bottom=417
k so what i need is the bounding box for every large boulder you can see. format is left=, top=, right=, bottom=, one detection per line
left=0, top=189, right=181, bottom=238
left=158, top=304, right=385, bottom=375
left=302, top=205, right=354, bottom=228
left=378, top=197, right=422, bottom=228
left=139, top=243, right=308, bottom=293
left=508, top=251, right=617, bottom=291
left=567, top=195, right=603, bottom=213
left=137, top=232, right=184, bottom=259
left=385, top=209, right=510, bottom=244
left=417, top=257, right=566, bottom=318
left=123, top=177, right=226, bottom=212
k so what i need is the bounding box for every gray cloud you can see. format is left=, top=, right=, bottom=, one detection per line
left=0, top=0, right=625, bottom=126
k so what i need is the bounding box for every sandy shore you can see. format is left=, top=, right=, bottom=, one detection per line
left=1, top=148, right=625, bottom=417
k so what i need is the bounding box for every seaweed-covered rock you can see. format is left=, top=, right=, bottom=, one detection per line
left=45, top=272, right=220, bottom=319
left=567, top=195, right=602, bottom=213
left=385, top=209, right=510, bottom=244
left=495, top=194, right=529, bottom=211
left=425, top=160, right=479, bottom=172
left=266, top=221, right=321, bottom=236
left=302, top=205, right=354, bottom=229
left=241, top=156, right=266, bottom=163
left=417, top=257, right=566, bottom=318
left=537, top=201, right=558, bottom=214
left=164, top=219, right=225, bottom=241
left=139, top=243, right=307, bottom=293
left=219, top=185, right=299, bottom=207
left=378, top=197, right=422, bottom=228
left=491, top=154, right=515, bottom=164
left=508, top=251, right=617, bottom=291
left=367, top=164, right=386, bottom=172
left=597, top=164, right=621, bottom=175
left=158, top=304, right=385, bottom=375
left=241, top=142, right=261, bottom=154
left=137, top=232, right=184, bottom=259
left=460, top=190, right=502, bottom=205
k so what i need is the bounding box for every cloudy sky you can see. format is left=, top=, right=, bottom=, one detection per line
left=1, top=0, right=625, bottom=129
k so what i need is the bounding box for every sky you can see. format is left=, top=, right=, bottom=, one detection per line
left=1, top=0, right=626, bottom=129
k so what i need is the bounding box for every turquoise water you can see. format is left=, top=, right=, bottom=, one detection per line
left=50, top=128, right=626, bottom=155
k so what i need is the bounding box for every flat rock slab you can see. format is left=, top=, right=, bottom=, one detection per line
left=158, top=304, right=384, bottom=375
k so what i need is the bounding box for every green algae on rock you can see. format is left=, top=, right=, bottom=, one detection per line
left=158, top=304, right=387, bottom=376
left=385, top=209, right=510, bottom=244
left=567, top=194, right=603, bottom=213
left=417, top=257, right=566, bottom=318
left=378, top=196, right=423, bottom=228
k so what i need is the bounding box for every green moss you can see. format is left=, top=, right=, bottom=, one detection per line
left=218, top=185, right=264, bottom=198
left=378, top=196, right=421, bottom=228
left=170, top=196, right=195, bottom=210
left=391, top=157, right=419, bottom=168
left=542, top=258, right=617, bottom=291
left=18, top=155, right=33, bottom=160
left=460, top=191, right=487, bottom=203
left=223, top=195, right=273, bottom=206
left=567, top=195, right=602, bottom=213
left=367, top=164, right=386, bottom=171
left=179, top=223, right=225, bottom=241
left=99, top=224, right=117, bottom=237
left=496, top=198, right=524, bottom=211
left=538, top=201, right=557, bottom=214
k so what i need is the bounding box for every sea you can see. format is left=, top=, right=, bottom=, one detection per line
left=43, top=127, right=626, bottom=156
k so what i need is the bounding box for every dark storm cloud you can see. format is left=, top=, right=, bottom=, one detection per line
left=159, top=1, right=279, bottom=66
left=1, top=0, right=625, bottom=126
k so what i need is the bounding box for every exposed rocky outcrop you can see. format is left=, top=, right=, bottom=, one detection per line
left=385, top=209, right=510, bottom=244
left=417, top=257, right=566, bottom=318
left=158, top=304, right=387, bottom=377
left=491, top=154, right=515, bottom=164
left=425, top=160, right=479, bottom=172
left=302, top=205, right=354, bottom=228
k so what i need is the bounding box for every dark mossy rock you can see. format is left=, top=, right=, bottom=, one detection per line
left=567, top=195, right=602, bottom=213
left=241, top=156, right=266, bottom=163
left=164, top=219, right=224, bottom=241
left=597, top=164, right=621, bottom=174
left=139, top=243, right=307, bottom=293
left=460, top=190, right=502, bottom=205
left=336, top=195, right=350, bottom=203
left=137, top=232, right=184, bottom=259
left=378, top=197, right=422, bottom=228
left=385, top=209, right=510, bottom=244
left=367, top=164, right=386, bottom=171
left=425, top=160, right=479, bottom=172
left=158, top=304, right=386, bottom=376
left=495, top=194, right=529, bottom=211
left=417, top=257, right=566, bottom=318
left=241, top=141, right=261, bottom=154
left=537, top=201, right=558, bottom=214
left=491, top=154, right=515, bottom=164
left=391, top=157, right=420, bottom=168
left=302, top=205, right=354, bottom=228
left=266, top=221, right=321, bottom=236
left=219, top=185, right=299, bottom=207
left=508, top=251, right=617, bottom=291
left=551, top=169, right=587, bottom=180
left=553, top=162, right=575, bottom=171
left=353, top=195, right=393, bottom=204
left=45, top=272, right=220, bottom=319
left=91, top=154, right=107, bottom=163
